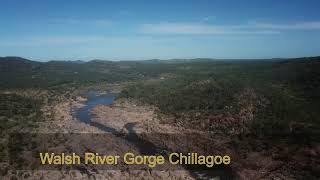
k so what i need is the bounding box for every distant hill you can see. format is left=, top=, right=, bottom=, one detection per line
left=0, top=56, right=41, bottom=71
left=0, top=55, right=319, bottom=89
left=0, top=56, right=38, bottom=65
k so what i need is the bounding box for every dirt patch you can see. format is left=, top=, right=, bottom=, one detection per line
left=91, top=98, right=193, bottom=134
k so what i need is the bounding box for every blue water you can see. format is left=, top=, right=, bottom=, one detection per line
left=74, top=91, right=116, bottom=132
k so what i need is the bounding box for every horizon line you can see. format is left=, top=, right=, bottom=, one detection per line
left=0, top=55, right=319, bottom=63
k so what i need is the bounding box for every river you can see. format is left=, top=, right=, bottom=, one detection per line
left=74, top=91, right=117, bottom=133
left=73, top=91, right=234, bottom=180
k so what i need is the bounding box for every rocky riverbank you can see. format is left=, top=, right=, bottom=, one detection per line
left=89, top=97, right=320, bottom=179
left=5, top=92, right=194, bottom=180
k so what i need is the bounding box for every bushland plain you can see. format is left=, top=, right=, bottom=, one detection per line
left=0, top=56, right=319, bottom=179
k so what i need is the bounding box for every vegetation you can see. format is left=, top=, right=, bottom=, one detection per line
left=0, top=92, right=44, bottom=174
left=119, top=57, right=320, bottom=136
left=1, top=56, right=320, bottom=178
left=1, top=56, right=319, bottom=136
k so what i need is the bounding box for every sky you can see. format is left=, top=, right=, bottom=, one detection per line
left=0, top=0, right=320, bottom=61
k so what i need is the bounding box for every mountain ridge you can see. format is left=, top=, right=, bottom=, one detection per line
left=1, top=56, right=320, bottom=64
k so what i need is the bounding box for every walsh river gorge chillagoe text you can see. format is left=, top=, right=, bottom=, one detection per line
left=1, top=0, right=320, bottom=180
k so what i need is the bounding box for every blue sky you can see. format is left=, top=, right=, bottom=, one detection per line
left=0, top=0, right=320, bottom=61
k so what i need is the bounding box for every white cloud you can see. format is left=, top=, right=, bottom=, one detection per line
left=200, top=16, right=216, bottom=23
left=140, top=21, right=320, bottom=35
left=139, top=23, right=280, bottom=35
left=252, top=21, right=320, bottom=30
